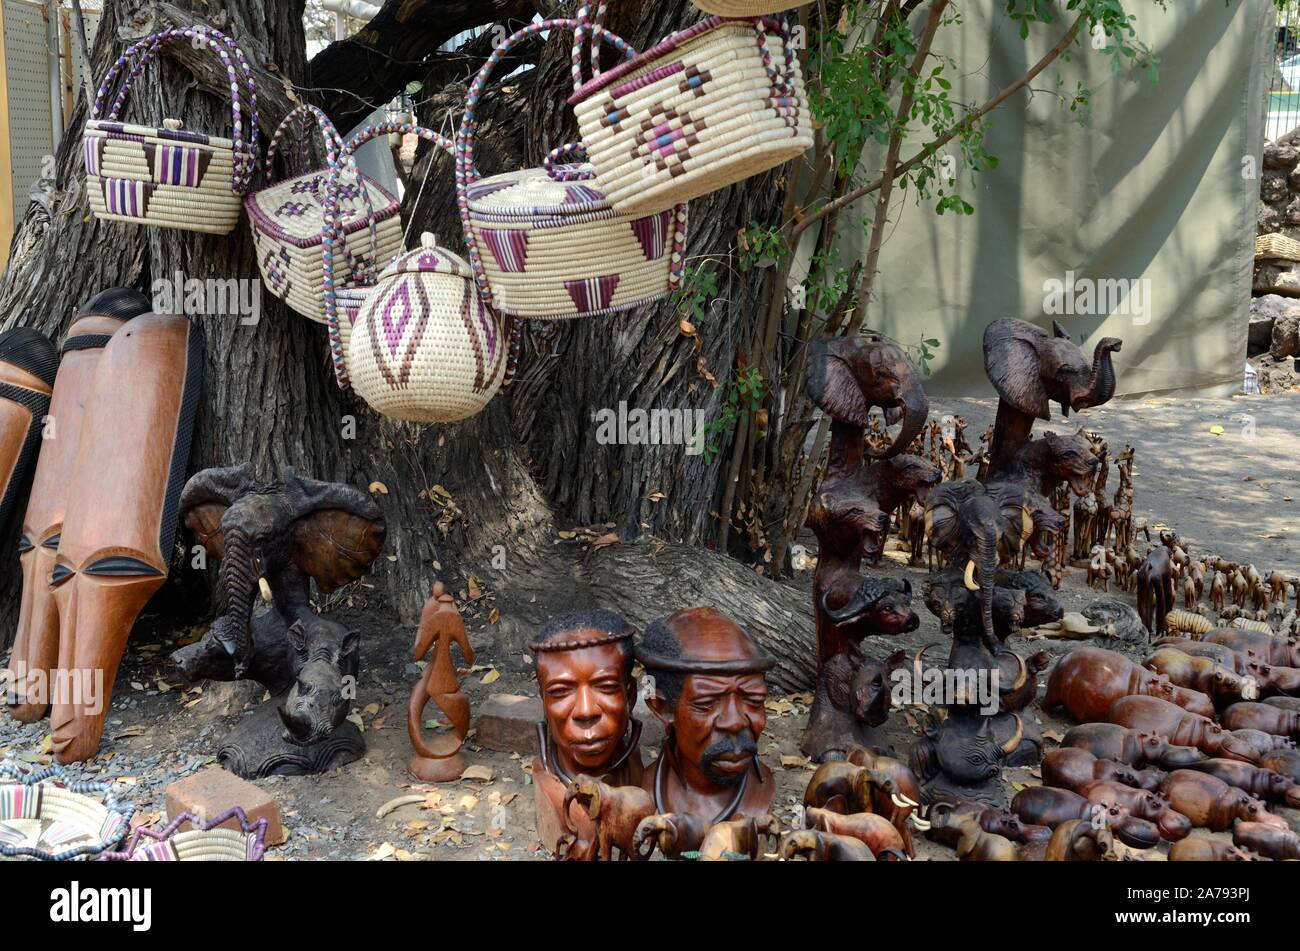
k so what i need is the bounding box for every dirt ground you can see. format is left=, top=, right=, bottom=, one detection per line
left=1, top=391, right=1297, bottom=860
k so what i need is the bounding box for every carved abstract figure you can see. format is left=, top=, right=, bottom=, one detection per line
left=9, top=290, right=145, bottom=723
left=983, top=319, right=1122, bottom=476
left=50, top=313, right=202, bottom=763
left=408, top=581, right=475, bottom=781
left=173, top=465, right=385, bottom=777
left=529, top=609, right=642, bottom=853
left=637, top=608, right=777, bottom=821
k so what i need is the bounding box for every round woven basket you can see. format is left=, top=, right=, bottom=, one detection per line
left=101, top=807, right=267, bottom=862
left=85, top=26, right=258, bottom=235
left=0, top=765, right=133, bottom=861
left=570, top=11, right=813, bottom=215
left=692, top=0, right=810, bottom=14
left=347, top=233, right=507, bottom=422
left=454, top=16, right=688, bottom=319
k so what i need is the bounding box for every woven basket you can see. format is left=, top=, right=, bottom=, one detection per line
left=248, top=105, right=402, bottom=323
left=85, top=26, right=258, bottom=235
left=692, top=0, right=810, bottom=12
left=455, top=17, right=688, bottom=320
left=347, top=232, right=507, bottom=422
left=102, top=807, right=267, bottom=862
left=1255, top=232, right=1300, bottom=263
left=0, top=764, right=133, bottom=861
left=570, top=8, right=813, bottom=215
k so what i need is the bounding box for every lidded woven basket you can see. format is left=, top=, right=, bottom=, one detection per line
left=570, top=13, right=814, bottom=215
left=348, top=233, right=506, bottom=423
left=463, top=162, right=687, bottom=320
left=85, top=26, right=259, bottom=235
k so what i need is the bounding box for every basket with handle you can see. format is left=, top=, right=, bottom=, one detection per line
left=322, top=122, right=507, bottom=421
left=0, top=762, right=134, bottom=861
left=85, top=25, right=259, bottom=235
left=247, top=104, right=403, bottom=323
left=569, top=4, right=813, bottom=215
left=454, top=15, right=689, bottom=321
left=691, top=0, right=811, bottom=15
left=101, top=806, right=268, bottom=862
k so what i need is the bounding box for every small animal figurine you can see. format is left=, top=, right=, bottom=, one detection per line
left=805, top=807, right=907, bottom=856
left=1044, top=818, right=1118, bottom=861
left=1043, top=647, right=1215, bottom=722
left=561, top=776, right=657, bottom=862
left=1157, top=770, right=1289, bottom=832
left=1186, top=758, right=1300, bottom=808
left=1168, top=839, right=1266, bottom=862
left=1233, top=821, right=1300, bottom=860
left=697, top=815, right=780, bottom=861
left=1164, top=609, right=1212, bottom=637
left=779, top=829, right=878, bottom=861
left=1220, top=701, right=1300, bottom=739
left=1061, top=723, right=1207, bottom=769
left=1135, top=545, right=1175, bottom=637
left=1142, top=648, right=1258, bottom=708
left=407, top=581, right=476, bottom=782
left=1075, top=780, right=1192, bottom=841
left=1009, top=786, right=1161, bottom=849
left=1041, top=747, right=1164, bottom=792
left=633, top=813, right=710, bottom=860
left=922, top=797, right=1050, bottom=846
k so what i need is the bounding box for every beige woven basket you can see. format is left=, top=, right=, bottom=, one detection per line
left=85, top=27, right=258, bottom=235
left=101, top=806, right=267, bottom=861
left=0, top=780, right=131, bottom=860
left=1255, top=232, right=1300, bottom=262
left=570, top=16, right=813, bottom=215
left=692, top=0, right=811, bottom=14
left=248, top=104, right=402, bottom=324
left=348, top=233, right=507, bottom=422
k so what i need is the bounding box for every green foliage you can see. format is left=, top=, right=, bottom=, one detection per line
left=912, top=335, right=942, bottom=377
left=739, top=223, right=791, bottom=273
left=702, top=368, right=765, bottom=464
left=671, top=265, right=719, bottom=324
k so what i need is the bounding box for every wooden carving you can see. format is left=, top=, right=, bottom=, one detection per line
left=408, top=581, right=476, bottom=781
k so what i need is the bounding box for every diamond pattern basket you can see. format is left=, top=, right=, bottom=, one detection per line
left=455, top=16, right=688, bottom=320
left=569, top=6, right=813, bottom=215
left=692, top=0, right=811, bottom=14
left=247, top=104, right=402, bottom=323
left=85, top=26, right=259, bottom=235
left=0, top=763, right=134, bottom=861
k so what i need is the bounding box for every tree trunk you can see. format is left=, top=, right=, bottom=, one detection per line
left=0, top=0, right=796, bottom=671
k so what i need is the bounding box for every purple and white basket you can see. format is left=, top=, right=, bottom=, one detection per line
left=455, top=16, right=689, bottom=320
left=247, top=104, right=402, bottom=324
left=85, top=26, right=259, bottom=235
left=101, top=807, right=267, bottom=862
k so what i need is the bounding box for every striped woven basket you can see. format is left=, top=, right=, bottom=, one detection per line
left=693, top=0, right=811, bottom=13
left=569, top=6, right=813, bottom=215
left=347, top=232, right=506, bottom=422
left=0, top=764, right=134, bottom=861
left=102, top=807, right=267, bottom=862
left=1255, top=232, right=1300, bottom=263
left=248, top=105, right=403, bottom=323
left=455, top=17, right=688, bottom=320
left=85, top=26, right=258, bottom=235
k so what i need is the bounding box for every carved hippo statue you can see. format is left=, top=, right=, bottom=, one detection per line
left=1044, top=647, right=1215, bottom=722
left=1142, top=648, right=1258, bottom=708
left=1041, top=747, right=1164, bottom=792
left=1061, top=723, right=1207, bottom=769
left=1157, top=770, right=1290, bottom=832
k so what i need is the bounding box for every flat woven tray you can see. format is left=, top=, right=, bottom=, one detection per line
left=1255, top=232, right=1300, bottom=262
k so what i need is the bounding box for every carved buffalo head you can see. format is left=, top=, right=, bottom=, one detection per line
left=984, top=319, right=1123, bottom=421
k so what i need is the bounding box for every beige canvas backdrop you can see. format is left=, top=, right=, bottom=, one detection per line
left=830, top=0, right=1272, bottom=399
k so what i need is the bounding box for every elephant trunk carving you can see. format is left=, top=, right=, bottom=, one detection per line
left=1073, top=337, right=1122, bottom=412
left=219, top=526, right=257, bottom=677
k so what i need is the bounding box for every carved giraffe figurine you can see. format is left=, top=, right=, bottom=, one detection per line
left=407, top=580, right=477, bottom=782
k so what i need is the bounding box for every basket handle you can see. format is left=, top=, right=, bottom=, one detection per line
left=542, top=142, right=596, bottom=182
left=455, top=18, right=637, bottom=308
left=321, top=121, right=456, bottom=389
left=92, top=26, right=260, bottom=193
left=754, top=15, right=799, bottom=97
left=573, top=2, right=609, bottom=90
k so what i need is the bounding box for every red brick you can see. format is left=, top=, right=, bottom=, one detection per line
left=166, top=767, right=283, bottom=846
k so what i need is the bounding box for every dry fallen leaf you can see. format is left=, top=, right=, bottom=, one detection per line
left=368, top=481, right=389, bottom=494
left=590, top=532, right=620, bottom=551
left=480, top=668, right=501, bottom=685
left=468, top=577, right=482, bottom=600
left=461, top=764, right=494, bottom=783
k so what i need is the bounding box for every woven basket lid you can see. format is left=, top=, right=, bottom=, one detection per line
left=246, top=172, right=400, bottom=247
left=375, top=232, right=475, bottom=283
left=466, top=165, right=612, bottom=219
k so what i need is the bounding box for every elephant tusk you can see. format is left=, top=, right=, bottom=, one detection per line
left=892, top=792, right=919, bottom=810
left=963, top=559, right=979, bottom=592
left=908, top=814, right=931, bottom=831
left=258, top=577, right=273, bottom=603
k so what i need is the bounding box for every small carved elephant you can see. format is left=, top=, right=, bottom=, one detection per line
left=779, top=829, right=878, bottom=861
left=697, top=815, right=781, bottom=861
left=562, top=776, right=656, bottom=861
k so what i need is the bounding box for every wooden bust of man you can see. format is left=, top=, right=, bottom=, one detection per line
left=637, top=607, right=776, bottom=822
left=530, top=609, right=643, bottom=852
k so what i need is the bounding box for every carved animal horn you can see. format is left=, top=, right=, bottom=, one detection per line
left=258, top=576, right=273, bottom=603
left=1000, top=715, right=1024, bottom=757
left=913, top=643, right=936, bottom=691
left=963, top=559, right=979, bottom=592
left=1003, top=650, right=1027, bottom=692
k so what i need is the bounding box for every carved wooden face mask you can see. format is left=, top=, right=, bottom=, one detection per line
left=534, top=636, right=636, bottom=777
left=49, top=313, right=203, bottom=764
left=10, top=290, right=149, bottom=723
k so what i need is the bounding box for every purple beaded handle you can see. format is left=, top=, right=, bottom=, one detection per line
left=267, top=104, right=382, bottom=288
left=92, top=26, right=260, bottom=194
left=455, top=17, right=639, bottom=310
left=100, top=807, right=268, bottom=861
left=320, top=121, right=456, bottom=388
left=542, top=142, right=596, bottom=182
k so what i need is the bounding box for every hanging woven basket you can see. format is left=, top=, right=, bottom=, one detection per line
left=85, top=26, right=259, bottom=235
left=102, top=807, right=267, bottom=862
left=569, top=7, right=813, bottom=215
left=247, top=105, right=402, bottom=323
left=691, top=0, right=811, bottom=15
left=0, top=763, right=134, bottom=861
left=347, top=232, right=507, bottom=423
left=455, top=17, right=688, bottom=320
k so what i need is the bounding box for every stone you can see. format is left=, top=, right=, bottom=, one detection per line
left=1265, top=141, right=1300, bottom=171
left=1082, top=596, right=1147, bottom=643
left=195, top=679, right=264, bottom=716
left=474, top=692, right=664, bottom=756
left=1262, top=171, right=1290, bottom=204
left=1260, top=203, right=1282, bottom=235
left=166, top=766, right=283, bottom=845
left=1273, top=306, right=1300, bottom=360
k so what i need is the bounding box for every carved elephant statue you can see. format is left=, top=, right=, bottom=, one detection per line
left=983, top=318, right=1122, bottom=475
left=633, top=813, right=710, bottom=860
left=563, top=776, right=657, bottom=861
left=779, top=829, right=877, bottom=861
left=697, top=815, right=781, bottom=861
